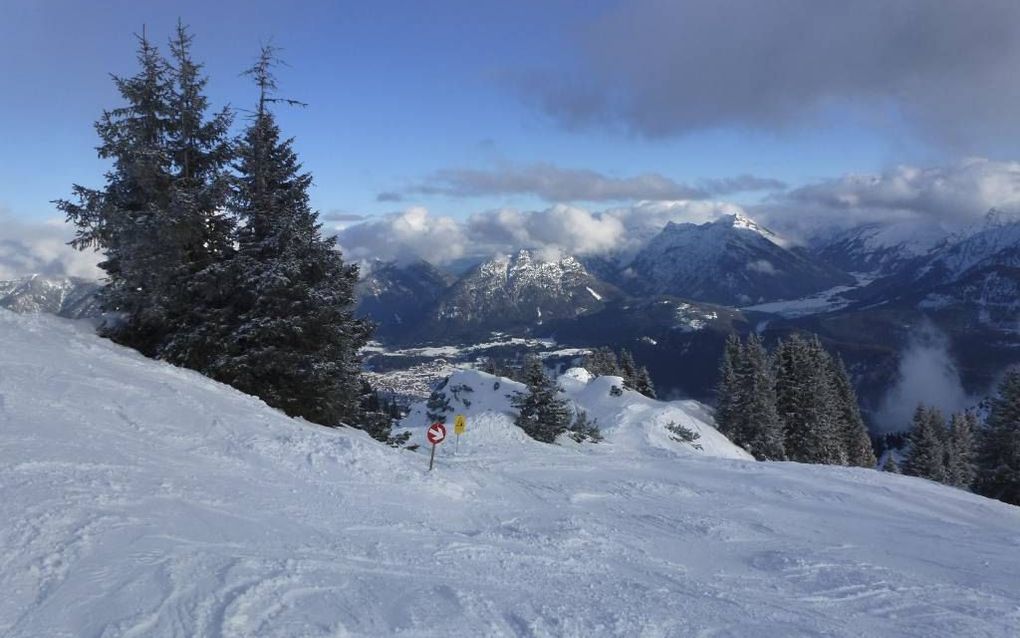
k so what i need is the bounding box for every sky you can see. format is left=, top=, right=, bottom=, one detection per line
left=4, top=0, right=1020, bottom=273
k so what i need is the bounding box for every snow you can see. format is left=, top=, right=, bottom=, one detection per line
left=585, top=286, right=603, bottom=301
left=3, top=309, right=1020, bottom=637
left=743, top=273, right=875, bottom=318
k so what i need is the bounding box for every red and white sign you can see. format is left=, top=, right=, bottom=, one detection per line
left=426, top=422, right=447, bottom=445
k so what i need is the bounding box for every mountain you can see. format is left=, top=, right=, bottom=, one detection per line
left=854, top=210, right=1020, bottom=313
left=430, top=249, right=618, bottom=337
left=811, top=221, right=950, bottom=275
left=0, top=274, right=101, bottom=318
left=356, top=259, right=452, bottom=338
left=627, top=213, right=854, bottom=306
left=4, top=309, right=1020, bottom=636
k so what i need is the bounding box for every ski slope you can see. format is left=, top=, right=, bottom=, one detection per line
left=2, top=309, right=1020, bottom=637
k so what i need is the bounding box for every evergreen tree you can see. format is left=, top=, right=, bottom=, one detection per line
left=426, top=378, right=452, bottom=424
left=619, top=349, right=638, bottom=387
left=734, top=334, right=786, bottom=460
left=568, top=409, right=603, bottom=443
left=583, top=347, right=619, bottom=377
left=775, top=335, right=843, bottom=464
left=829, top=355, right=876, bottom=468
left=945, top=412, right=977, bottom=489
left=976, top=371, right=1020, bottom=505
left=881, top=454, right=901, bottom=474
left=512, top=356, right=573, bottom=443
left=156, top=23, right=235, bottom=368
left=904, top=405, right=947, bottom=482
left=714, top=333, right=743, bottom=444
left=210, top=47, right=370, bottom=426
left=634, top=366, right=657, bottom=399
left=56, top=29, right=176, bottom=354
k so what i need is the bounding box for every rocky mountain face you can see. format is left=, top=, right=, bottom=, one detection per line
left=356, top=260, right=452, bottom=339
left=810, top=221, right=951, bottom=276
left=626, top=214, right=853, bottom=306
left=0, top=275, right=101, bottom=318
left=432, top=250, right=617, bottom=334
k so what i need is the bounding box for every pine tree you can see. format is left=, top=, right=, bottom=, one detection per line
left=155, top=23, right=235, bottom=369
left=829, top=355, right=877, bottom=468
left=569, top=409, right=603, bottom=443
left=634, top=366, right=657, bottom=399
left=583, top=347, right=619, bottom=377
left=210, top=47, right=370, bottom=426
left=882, top=454, right=901, bottom=473
left=56, top=29, right=176, bottom=354
left=976, top=371, right=1020, bottom=505
left=775, top=335, right=843, bottom=464
left=734, top=334, right=786, bottom=460
left=714, top=333, right=743, bottom=443
left=619, top=349, right=638, bottom=388
left=512, top=356, right=573, bottom=443
left=945, top=412, right=977, bottom=489
left=904, top=405, right=948, bottom=482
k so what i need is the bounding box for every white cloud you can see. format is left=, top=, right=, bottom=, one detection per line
left=338, top=200, right=747, bottom=265
left=757, top=158, right=1020, bottom=240
left=0, top=208, right=103, bottom=280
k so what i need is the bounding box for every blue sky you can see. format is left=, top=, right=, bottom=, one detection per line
left=5, top=0, right=1020, bottom=275
left=0, top=0, right=963, bottom=223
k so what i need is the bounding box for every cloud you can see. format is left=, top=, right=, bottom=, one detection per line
left=375, top=192, right=404, bottom=203
left=756, top=158, right=1020, bottom=238
left=408, top=163, right=704, bottom=202
left=513, top=1, right=1020, bottom=147
left=0, top=208, right=102, bottom=280
left=337, top=199, right=745, bottom=265
left=874, top=321, right=971, bottom=433
left=746, top=260, right=777, bottom=275
left=321, top=211, right=368, bottom=223
left=701, top=175, right=787, bottom=195
left=398, top=162, right=783, bottom=203
left=337, top=207, right=470, bottom=264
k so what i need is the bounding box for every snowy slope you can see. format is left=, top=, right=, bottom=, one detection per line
left=3, top=310, right=1020, bottom=637
left=403, top=368, right=751, bottom=461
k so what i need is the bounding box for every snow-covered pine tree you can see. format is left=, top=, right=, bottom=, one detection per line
left=733, top=334, right=786, bottom=460
left=881, top=454, right=901, bottom=473
left=775, top=335, right=843, bottom=464
left=512, top=356, right=573, bottom=443
left=426, top=378, right=452, bottom=424
left=975, top=371, right=1020, bottom=505
left=713, top=333, right=743, bottom=444
left=569, top=409, right=603, bottom=443
left=583, top=347, right=619, bottom=377
left=210, top=47, right=370, bottom=426
left=945, top=412, right=977, bottom=489
left=155, top=23, right=235, bottom=369
left=829, top=355, right=876, bottom=468
left=904, top=405, right=948, bottom=483
left=634, top=366, right=657, bottom=399
left=56, top=29, right=176, bottom=355
left=619, top=349, right=638, bottom=388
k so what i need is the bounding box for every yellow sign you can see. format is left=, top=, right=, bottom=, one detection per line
left=454, top=414, right=467, bottom=435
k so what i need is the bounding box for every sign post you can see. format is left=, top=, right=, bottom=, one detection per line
left=453, top=414, right=467, bottom=453
left=426, top=422, right=447, bottom=471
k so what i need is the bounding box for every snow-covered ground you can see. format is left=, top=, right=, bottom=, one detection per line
left=3, top=310, right=1020, bottom=637
left=743, top=274, right=875, bottom=318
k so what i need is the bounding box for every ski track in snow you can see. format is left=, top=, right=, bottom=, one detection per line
left=2, top=311, right=1020, bottom=637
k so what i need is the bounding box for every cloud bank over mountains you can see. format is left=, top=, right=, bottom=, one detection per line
left=340, top=158, right=1020, bottom=265
left=0, top=208, right=102, bottom=280
left=513, top=0, right=1020, bottom=149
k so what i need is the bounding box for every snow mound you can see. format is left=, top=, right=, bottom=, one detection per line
left=3, top=310, right=1020, bottom=637
left=404, top=367, right=760, bottom=461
